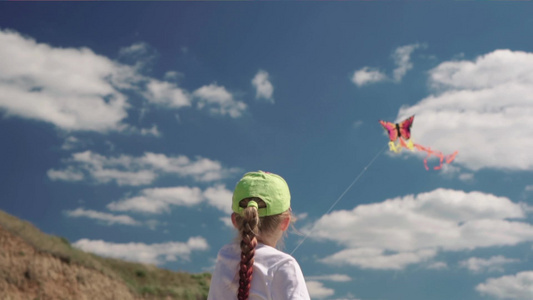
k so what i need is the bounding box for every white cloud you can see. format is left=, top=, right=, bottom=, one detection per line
left=0, top=29, right=249, bottom=135
left=336, top=294, right=361, bottom=300
left=352, top=43, right=423, bottom=87
left=398, top=49, right=533, bottom=171
left=90, top=168, right=156, bottom=186
left=321, top=248, right=436, bottom=270
left=306, top=274, right=351, bottom=282
left=139, top=124, right=161, bottom=137
left=476, top=271, right=533, bottom=300
left=309, top=188, right=533, bottom=270
left=251, top=70, right=274, bottom=103
left=295, top=212, right=308, bottom=221
left=72, top=236, right=208, bottom=265
left=521, top=203, right=533, bottom=214
left=427, top=261, right=448, bottom=270
left=48, top=151, right=237, bottom=186
left=219, top=216, right=234, bottom=228
left=143, top=79, right=190, bottom=108
left=119, top=42, right=151, bottom=58
left=351, top=67, right=387, bottom=87
left=140, top=152, right=235, bottom=182
left=439, top=164, right=474, bottom=182
left=107, top=185, right=234, bottom=215
left=47, top=167, right=85, bottom=182
left=193, top=83, right=247, bottom=118
left=392, top=43, right=424, bottom=82
left=460, top=256, right=519, bottom=273
left=0, top=29, right=137, bottom=132
left=459, top=173, right=475, bottom=182
left=306, top=281, right=335, bottom=299
left=61, top=136, right=86, bottom=151
left=117, top=42, right=160, bottom=73
left=64, top=208, right=140, bottom=226
left=525, top=185, right=533, bottom=192
left=108, top=186, right=204, bottom=214
left=203, top=184, right=234, bottom=214
left=164, top=71, right=183, bottom=81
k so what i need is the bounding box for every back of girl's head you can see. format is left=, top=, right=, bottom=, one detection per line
left=231, top=171, right=292, bottom=300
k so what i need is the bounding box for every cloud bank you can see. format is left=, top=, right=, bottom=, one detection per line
left=0, top=29, right=132, bottom=132
left=107, top=184, right=232, bottom=215
left=64, top=208, right=140, bottom=226
left=0, top=29, right=249, bottom=135
left=399, top=49, right=533, bottom=171
left=459, top=255, right=519, bottom=273
left=48, top=151, right=239, bottom=186
left=476, top=271, right=533, bottom=300
left=309, top=188, right=533, bottom=270
left=73, top=237, right=209, bottom=265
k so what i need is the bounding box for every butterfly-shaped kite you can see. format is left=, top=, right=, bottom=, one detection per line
left=379, top=115, right=458, bottom=170
left=379, top=115, right=415, bottom=153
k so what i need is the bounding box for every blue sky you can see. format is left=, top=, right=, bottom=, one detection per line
left=2, top=3, right=533, bottom=300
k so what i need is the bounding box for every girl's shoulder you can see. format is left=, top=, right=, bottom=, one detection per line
left=255, top=243, right=299, bottom=268
left=216, top=242, right=300, bottom=271
left=256, top=243, right=293, bottom=258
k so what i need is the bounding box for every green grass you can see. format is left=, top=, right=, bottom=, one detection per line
left=0, top=210, right=211, bottom=300
left=98, top=256, right=211, bottom=298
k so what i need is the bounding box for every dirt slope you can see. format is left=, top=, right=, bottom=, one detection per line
left=0, top=210, right=210, bottom=300
left=0, top=223, right=138, bottom=300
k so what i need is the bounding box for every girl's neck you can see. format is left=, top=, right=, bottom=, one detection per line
left=258, top=237, right=276, bottom=248
left=258, top=231, right=283, bottom=248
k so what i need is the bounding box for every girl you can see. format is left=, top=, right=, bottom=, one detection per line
left=208, top=171, right=310, bottom=300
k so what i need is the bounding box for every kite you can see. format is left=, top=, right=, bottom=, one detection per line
left=379, top=115, right=458, bottom=170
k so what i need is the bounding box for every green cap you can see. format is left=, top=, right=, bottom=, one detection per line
left=232, top=171, right=291, bottom=217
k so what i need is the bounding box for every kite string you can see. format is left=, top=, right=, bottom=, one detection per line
left=290, top=144, right=388, bottom=256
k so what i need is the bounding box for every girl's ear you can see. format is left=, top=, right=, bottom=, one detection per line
left=280, top=214, right=291, bottom=232
left=231, top=213, right=238, bottom=229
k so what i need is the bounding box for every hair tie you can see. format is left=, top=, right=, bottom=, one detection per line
left=247, top=200, right=258, bottom=209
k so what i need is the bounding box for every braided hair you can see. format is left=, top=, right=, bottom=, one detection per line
left=234, top=198, right=291, bottom=300
left=237, top=204, right=259, bottom=300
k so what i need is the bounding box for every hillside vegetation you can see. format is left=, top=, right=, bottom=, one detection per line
left=0, top=210, right=210, bottom=300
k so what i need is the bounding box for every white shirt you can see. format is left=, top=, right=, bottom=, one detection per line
left=208, top=242, right=310, bottom=300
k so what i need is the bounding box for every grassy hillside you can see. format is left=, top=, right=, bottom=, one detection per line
left=0, top=209, right=211, bottom=300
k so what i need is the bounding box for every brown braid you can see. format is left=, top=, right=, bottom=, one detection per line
left=237, top=205, right=259, bottom=300
left=234, top=198, right=292, bottom=300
